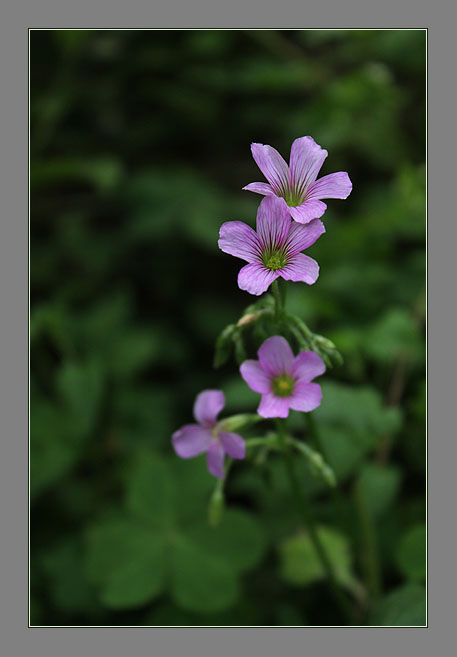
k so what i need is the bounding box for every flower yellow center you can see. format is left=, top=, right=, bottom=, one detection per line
left=264, top=252, right=287, bottom=271
left=284, top=189, right=304, bottom=207
left=272, top=374, right=295, bottom=397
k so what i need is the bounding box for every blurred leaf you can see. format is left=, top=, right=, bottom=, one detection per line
left=171, top=538, right=238, bottom=613
left=315, top=382, right=402, bottom=439
left=109, top=328, right=159, bottom=379
left=187, top=509, right=266, bottom=574
left=85, top=517, right=166, bottom=609
left=86, top=452, right=265, bottom=614
left=42, top=540, right=101, bottom=615
left=114, top=385, right=173, bottom=447
left=125, top=450, right=176, bottom=528
left=318, top=426, right=368, bottom=480
left=356, top=463, right=402, bottom=516
left=371, top=585, right=426, bottom=626
left=396, top=523, right=426, bottom=582
left=31, top=157, right=123, bottom=192
left=56, top=358, right=104, bottom=437
left=30, top=398, right=84, bottom=499
left=363, top=309, right=423, bottom=365
left=279, top=527, right=356, bottom=591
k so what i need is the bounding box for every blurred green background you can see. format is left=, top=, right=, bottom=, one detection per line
left=30, top=30, right=426, bottom=626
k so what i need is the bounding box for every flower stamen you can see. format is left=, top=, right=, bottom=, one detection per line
left=272, top=374, right=295, bottom=397
left=283, top=188, right=304, bottom=207
left=263, top=251, right=288, bottom=271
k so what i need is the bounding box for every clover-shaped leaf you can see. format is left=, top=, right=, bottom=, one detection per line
left=85, top=451, right=266, bottom=613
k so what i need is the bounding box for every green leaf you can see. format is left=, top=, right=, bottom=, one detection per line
left=364, top=308, right=423, bottom=365
left=371, top=585, right=426, bottom=626
left=314, top=382, right=402, bottom=441
left=318, top=426, right=367, bottom=479
left=109, top=329, right=159, bottom=379
left=396, top=523, right=426, bottom=582
left=188, top=509, right=266, bottom=574
left=31, top=157, right=123, bottom=192
left=30, top=399, right=84, bottom=499
left=173, top=457, right=216, bottom=526
left=170, top=537, right=239, bottom=613
left=279, top=527, right=355, bottom=590
left=85, top=517, right=166, bottom=609
left=41, top=540, right=101, bottom=615
left=125, top=451, right=176, bottom=529
left=213, top=323, right=236, bottom=368
left=56, top=358, right=104, bottom=437
left=356, top=463, right=402, bottom=516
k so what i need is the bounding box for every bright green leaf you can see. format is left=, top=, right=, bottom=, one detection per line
left=279, top=526, right=355, bottom=591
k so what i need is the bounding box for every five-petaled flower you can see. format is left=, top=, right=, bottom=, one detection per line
left=240, top=336, right=325, bottom=418
left=243, top=136, right=352, bottom=224
left=218, top=195, right=325, bottom=296
left=172, top=390, right=246, bottom=479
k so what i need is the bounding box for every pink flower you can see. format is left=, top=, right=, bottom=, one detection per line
left=218, top=195, right=325, bottom=296
left=243, top=136, right=352, bottom=224
left=240, top=336, right=325, bottom=418
left=172, top=390, right=245, bottom=479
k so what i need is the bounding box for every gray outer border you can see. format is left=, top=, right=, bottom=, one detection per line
left=1, top=0, right=453, bottom=654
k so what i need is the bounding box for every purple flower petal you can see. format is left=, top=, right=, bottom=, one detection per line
left=306, top=172, right=352, bottom=200
left=207, top=441, right=225, bottom=479
left=288, top=382, right=322, bottom=412
left=284, top=219, right=325, bottom=256
left=289, top=136, right=328, bottom=198
left=291, top=351, right=326, bottom=383
left=238, top=262, right=279, bottom=296
left=288, top=200, right=327, bottom=224
left=218, top=221, right=261, bottom=263
left=251, top=143, right=289, bottom=196
left=257, top=392, right=290, bottom=418
left=280, top=253, right=319, bottom=285
left=256, top=196, right=291, bottom=250
left=193, top=390, right=225, bottom=427
left=240, top=359, right=271, bottom=393
left=242, top=182, right=274, bottom=196
left=219, top=432, right=246, bottom=460
left=258, top=336, right=294, bottom=377
left=172, top=424, right=212, bottom=458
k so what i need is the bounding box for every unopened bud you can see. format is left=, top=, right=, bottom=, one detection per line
left=237, top=312, right=258, bottom=327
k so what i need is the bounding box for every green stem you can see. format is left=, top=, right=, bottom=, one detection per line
left=354, top=481, right=381, bottom=603
left=276, top=419, right=357, bottom=625
left=272, top=279, right=282, bottom=322
left=280, top=278, right=287, bottom=312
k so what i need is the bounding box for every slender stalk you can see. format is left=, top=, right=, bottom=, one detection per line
left=276, top=419, right=357, bottom=625
left=354, top=481, right=381, bottom=602
left=272, top=279, right=282, bottom=322
left=280, top=278, right=287, bottom=312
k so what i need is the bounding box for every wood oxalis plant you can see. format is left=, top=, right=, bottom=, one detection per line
left=171, top=136, right=355, bottom=622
